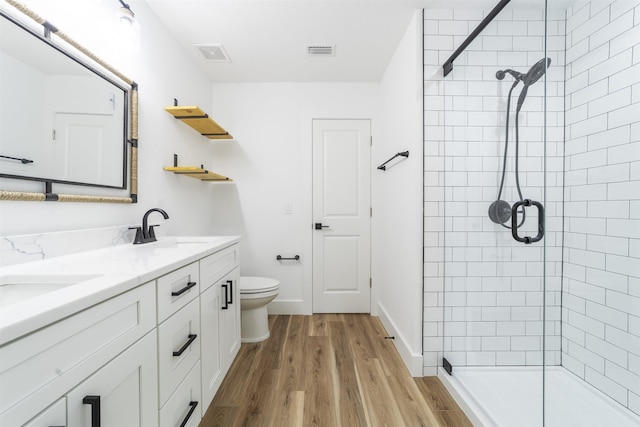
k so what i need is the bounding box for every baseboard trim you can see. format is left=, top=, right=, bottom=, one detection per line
left=267, top=300, right=310, bottom=315
left=377, top=303, right=423, bottom=376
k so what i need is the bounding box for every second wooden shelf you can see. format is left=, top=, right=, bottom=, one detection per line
left=163, top=166, right=232, bottom=181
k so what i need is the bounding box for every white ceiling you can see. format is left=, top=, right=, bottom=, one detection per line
left=143, top=0, right=568, bottom=83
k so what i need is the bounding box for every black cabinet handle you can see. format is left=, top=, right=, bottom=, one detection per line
left=226, top=280, right=233, bottom=305
left=173, top=334, right=197, bottom=357
left=221, top=284, right=229, bottom=310
left=83, top=395, right=100, bottom=427
left=179, top=401, right=198, bottom=427
left=171, top=281, right=196, bottom=297
left=511, top=199, right=544, bottom=244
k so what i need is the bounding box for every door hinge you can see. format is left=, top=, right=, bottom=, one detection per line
left=370, top=136, right=373, bottom=146
left=52, top=129, right=56, bottom=140
left=370, top=278, right=372, bottom=288
left=370, top=207, right=372, bottom=217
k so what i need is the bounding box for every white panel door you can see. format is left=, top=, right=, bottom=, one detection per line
left=52, top=112, right=122, bottom=186
left=312, top=119, right=371, bottom=313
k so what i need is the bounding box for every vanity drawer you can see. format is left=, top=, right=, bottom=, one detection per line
left=0, top=281, right=155, bottom=424
left=200, top=244, right=239, bottom=292
left=158, top=298, right=200, bottom=407
left=159, top=361, right=202, bottom=427
left=157, top=262, right=200, bottom=323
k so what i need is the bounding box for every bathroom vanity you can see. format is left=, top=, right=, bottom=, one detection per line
left=0, top=235, right=241, bottom=427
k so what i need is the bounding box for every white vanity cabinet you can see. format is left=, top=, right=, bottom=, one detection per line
left=0, top=281, right=157, bottom=426
left=0, top=238, right=241, bottom=427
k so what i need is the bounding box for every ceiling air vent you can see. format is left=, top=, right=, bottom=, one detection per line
left=306, top=44, right=336, bottom=56
left=194, top=44, right=231, bottom=62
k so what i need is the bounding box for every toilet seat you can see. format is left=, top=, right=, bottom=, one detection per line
left=239, top=276, right=279, bottom=294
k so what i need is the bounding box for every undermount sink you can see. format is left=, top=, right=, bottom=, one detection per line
left=152, top=236, right=225, bottom=250
left=0, top=274, right=100, bottom=308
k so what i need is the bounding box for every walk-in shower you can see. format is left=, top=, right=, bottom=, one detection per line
left=423, top=0, right=640, bottom=425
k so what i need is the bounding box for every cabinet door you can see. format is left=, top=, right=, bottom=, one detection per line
left=200, top=282, right=222, bottom=409
left=66, top=332, right=158, bottom=427
left=220, top=267, right=241, bottom=373
left=23, top=398, right=65, bottom=427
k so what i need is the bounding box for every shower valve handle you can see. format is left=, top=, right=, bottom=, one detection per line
left=511, top=199, right=544, bottom=244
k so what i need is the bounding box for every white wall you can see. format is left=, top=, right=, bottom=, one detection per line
left=206, top=83, right=380, bottom=314
left=0, top=0, right=221, bottom=238
left=374, top=11, right=424, bottom=376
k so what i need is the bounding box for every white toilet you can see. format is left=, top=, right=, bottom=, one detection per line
left=238, top=276, right=280, bottom=343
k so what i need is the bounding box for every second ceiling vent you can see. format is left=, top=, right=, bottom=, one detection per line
left=306, top=44, right=336, bottom=56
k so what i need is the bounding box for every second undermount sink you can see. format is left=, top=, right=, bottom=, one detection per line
left=0, top=274, right=100, bottom=308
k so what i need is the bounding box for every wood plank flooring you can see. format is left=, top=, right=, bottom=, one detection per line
left=200, top=314, right=472, bottom=427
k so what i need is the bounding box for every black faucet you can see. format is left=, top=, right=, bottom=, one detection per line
left=131, top=208, right=170, bottom=244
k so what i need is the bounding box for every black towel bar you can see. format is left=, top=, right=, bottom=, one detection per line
left=377, top=151, right=409, bottom=171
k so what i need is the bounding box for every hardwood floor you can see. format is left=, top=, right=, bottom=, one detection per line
left=200, top=314, right=472, bottom=427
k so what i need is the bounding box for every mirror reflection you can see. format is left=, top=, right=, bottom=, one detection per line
left=0, top=12, right=128, bottom=189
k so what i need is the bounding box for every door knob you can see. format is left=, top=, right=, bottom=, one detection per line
left=314, top=223, right=330, bottom=230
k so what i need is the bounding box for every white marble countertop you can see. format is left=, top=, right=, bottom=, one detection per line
left=0, top=236, right=240, bottom=346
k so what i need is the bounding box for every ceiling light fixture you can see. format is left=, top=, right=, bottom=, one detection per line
left=118, top=0, right=135, bottom=26
left=116, top=0, right=140, bottom=50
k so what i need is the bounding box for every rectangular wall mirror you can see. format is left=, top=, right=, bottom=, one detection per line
left=0, top=2, right=138, bottom=203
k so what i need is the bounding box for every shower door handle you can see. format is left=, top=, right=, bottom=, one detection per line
left=511, top=199, right=544, bottom=244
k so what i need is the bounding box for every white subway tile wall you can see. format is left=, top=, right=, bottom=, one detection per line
left=563, top=0, right=640, bottom=415
left=423, top=0, right=640, bottom=416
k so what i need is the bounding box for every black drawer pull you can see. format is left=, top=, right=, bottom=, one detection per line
left=226, top=280, right=233, bottom=305
left=171, top=281, right=196, bottom=297
left=179, top=401, right=198, bottom=427
left=221, top=284, right=229, bottom=310
left=82, top=395, right=101, bottom=427
left=173, top=334, right=197, bottom=357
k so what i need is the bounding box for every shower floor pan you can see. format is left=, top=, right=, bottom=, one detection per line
left=439, top=366, right=640, bottom=427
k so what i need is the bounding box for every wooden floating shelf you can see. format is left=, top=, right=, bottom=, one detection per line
left=164, top=105, right=233, bottom=140
left=163, top=166, right=232, bottom=181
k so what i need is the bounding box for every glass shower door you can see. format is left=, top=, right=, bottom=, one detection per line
left=438, top=1, right=553, bottom=425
